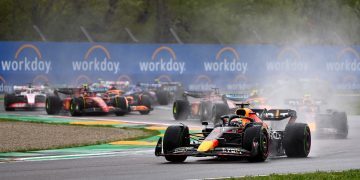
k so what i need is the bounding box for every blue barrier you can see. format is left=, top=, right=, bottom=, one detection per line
left=0, top=42, right=359, bottom=93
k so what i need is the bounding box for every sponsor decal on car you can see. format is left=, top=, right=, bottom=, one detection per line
left=204, top=47, right=247, bottom=74
left=139, top=46, right=186, bottom=74
left=266, top=47, right=308, bottom=72
left=72, top=45, right=120, bottom=74
left=1, top=44, right=52, bottom=73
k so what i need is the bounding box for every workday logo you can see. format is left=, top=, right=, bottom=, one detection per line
left=204, top=47, right=247, bottom=74
left=336, top=75, right=360, bottom=90
left=0, top=76, right=12, bottom=93
left=139, top=46, right=186, bottom=74
left=226, top=75, right=251, bottom=91
left=72, top=45, right=120, bottom=74
left=1, top=44, right=52, bottom=73
left=326, top=48, right=360, bottom=72
left=188, top=75, right=215, bottom=91
left=266, top=47, right=308, bottom=72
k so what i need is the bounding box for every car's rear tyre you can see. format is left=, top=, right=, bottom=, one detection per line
left=139, top=95, right=151, bottom=115
left=114, top=96, right=128, bottom=116
left=70, top=98, right=83, bottom=116
left=243, top=125, right=269, bottom=162
left=156, top=90, right=170, bottom=105
left=163, top=125, right=189, bottom=162
left=4, top=94, right=16, bottom=111
left=284, top=123, right=311, bottom=158
left=173, top=100, right=190, bottom=120
left=45, top=96, right=62, bottom=115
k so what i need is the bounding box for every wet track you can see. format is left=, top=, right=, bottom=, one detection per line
left=1, top=105, right=360, bottom=180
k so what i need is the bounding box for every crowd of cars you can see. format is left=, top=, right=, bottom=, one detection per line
left=3, top=79, right=350, bottom=163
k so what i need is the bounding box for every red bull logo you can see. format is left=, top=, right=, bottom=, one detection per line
left=1, top=44, right=51, bottom=73
left=266, top=47, right=308, bottom=72
left=327, top=47, right=360, bottom=72
left=0, top=76, right=12, bottom=93
left=204, top=47, right=247, bottom=74
left=72, top=45, right=120, bottom=74
left=188, top=75, right=215, bottom=91
left=226, top=75, right=251, bottom=91
left=139, top=46, right=186, bottom=74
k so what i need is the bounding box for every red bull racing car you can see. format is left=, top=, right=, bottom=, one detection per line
left=156, top=103, right=311, bottom=162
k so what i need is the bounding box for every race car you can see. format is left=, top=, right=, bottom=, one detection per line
left=285, top=94, right=348, bottom=139
left=136, top=81, right=184, bottom=105
left=45, top=85, right=129, bottom=116
left=92, top=81, right=153, bottom=115
left=4, top=84, right=48, bottom=111
left=172, top=88, right=247, bottom=123
left=155, top=103, right=311, bottom=162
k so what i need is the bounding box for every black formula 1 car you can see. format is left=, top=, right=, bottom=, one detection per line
left=156, top=104, right=311, bottom=162
left=137, top=82, right=184, bottom=105
left=4, top=84, right=48, bottom=111
left=172, top=88, right=247, bottom=123
left=45, top=86, right=129, bottom=116
left=286, top=96, right=348, bottom=139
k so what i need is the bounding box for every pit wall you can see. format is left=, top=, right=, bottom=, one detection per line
left=0, top=42, right=359, bottom=93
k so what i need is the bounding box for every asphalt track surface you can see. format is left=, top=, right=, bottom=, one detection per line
left=1, top=105, right=360, bottom=180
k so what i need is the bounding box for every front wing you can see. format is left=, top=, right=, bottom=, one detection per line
left=155, top=137, right=258, bottom=158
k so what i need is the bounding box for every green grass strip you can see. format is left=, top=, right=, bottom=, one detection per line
left=226, top=169, right=360, bottom=180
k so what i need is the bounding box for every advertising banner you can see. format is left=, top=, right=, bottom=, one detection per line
left=0, top=42, right=359, bottom=93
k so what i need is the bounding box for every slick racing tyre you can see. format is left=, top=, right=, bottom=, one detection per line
left=211, top=103, right=229, bottom=124
left=113, top=96, right=128, bottom=116
left=173, top=100, right=190, bottom=120
left=70, top=98, right=83, bottom=116
left=139, top=95, right=152, bottom=115
left=45, top=96, right=62, bottom=115
left=243, top=125, right=269, bottom=162
left=163, top=125, right=190, bottom=162
left=4, top=93, right=16, bottom=111
left=284, top=123, right=311, bottom=157
left=156, top=90, right=170, bottom=105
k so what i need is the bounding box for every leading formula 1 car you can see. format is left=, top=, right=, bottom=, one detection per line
left=172, top=88, right=247, bottom=123
left=285, top=94, right=348, bottom=139
left=156, top=103, right=311, bottom=162
left=4, top=84, right=48, bottom=111
left=45, top=85, right=129, bottom=116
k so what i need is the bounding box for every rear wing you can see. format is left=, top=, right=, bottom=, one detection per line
left=184, top=90, right=212, bottom=98
left=252, top=109, right=297, bottom=121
